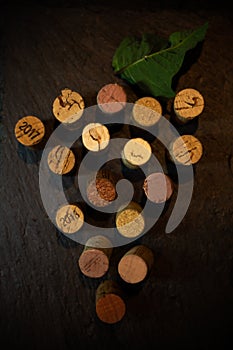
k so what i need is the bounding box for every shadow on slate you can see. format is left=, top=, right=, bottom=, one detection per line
left=171, top=41, right=205, bottom=92
left=169, top=113, right=199, bottom=136
left=56, top=229, right=79, bottom=249
left=17, top=143, right=43, bottom=164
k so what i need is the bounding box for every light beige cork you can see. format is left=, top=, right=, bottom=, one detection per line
left=169, top=135, right=203, bottom=165
left=14, top=116, right=45, bottom=147
left=173, top=88, right=204, bottom=123
left=82, top=123, right=110, bottom=152
left=122, top=138, right=152, bottom=168
left=132, top=97, right=162, bottom=127
left=118, top=245, right=154, bottom=284
left=52, top=88, right=85, bottom=124
left=116, top=202, right=145, bottom=238
left=55, top=204, right=84, bottom=234
left=47, top=145, right=75, bottom=174
left=78, top=235, right=112, bottom=278
left=96, top=280, right=126, bottom=324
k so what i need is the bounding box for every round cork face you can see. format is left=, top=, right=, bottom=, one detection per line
left=47, top=145, right=75, bottom=174
left=132, top=97, right=162, bottom=127
left=87, top=178, right=116, bottom=207
left=118, top=254, right=148, bottom=284
left=14, top=116, right=45, bottom=147
left=97, top=83, right=127, bottom=114
left=82, top=123, right=110, bottom=152
left=173, top=88, right=204, bottom=121
left=78, top=249, right=109, bottom=278
left=171, top=135, right=203, bottom=165
left=116, top=203, right=145, bottom=238
left=96, top=293, right=126, bottom=324
left=123, top=138, right=151, bottom=167
left=143, top=172, right=173, bottom=203
left=52, top=88, right=85, bottom=124
left=56, top=204, right=84, bottom=234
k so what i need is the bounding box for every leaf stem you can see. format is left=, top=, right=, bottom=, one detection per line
left=114, top=22, right=208, bottom=75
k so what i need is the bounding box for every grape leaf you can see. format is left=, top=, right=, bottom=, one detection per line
left=112, top=22, right=208, bottom=98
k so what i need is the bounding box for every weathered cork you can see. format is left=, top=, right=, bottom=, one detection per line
left=132, top=96, right=162, bottom=127
left=173, top=88, right=204, bottom=123
left=47, top=145, right=75, bottom=174
left=52, top=88, right=85, bottom=124
left=14, top=116, right=45, bottom=147
left=78, top=235, right=112, bottom=278
left=56, top=204, right=84, bottom=234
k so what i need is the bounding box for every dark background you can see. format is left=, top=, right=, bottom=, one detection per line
left=0, top=1, right=233, bottom=349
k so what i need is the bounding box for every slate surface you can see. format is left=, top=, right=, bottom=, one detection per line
left=0, top=2, right=233, bottom=349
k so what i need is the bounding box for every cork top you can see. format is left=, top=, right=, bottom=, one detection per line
left=116, top=202, right=145, bottom=238
left=97, top=83, right=127, bottom=114
left=123, top=138, right=152, bottom=167
left=132, top=97, right=162, bottom=127
left=47, top=145, right=75, bottom=174
left=143, top=172, right=173, bottom=203
left=96, top=280, right=126, bottom=324
left=78, top=235, right=112, bottom=277
left=87, top=178, right=116, bottom=207
left=55, top=204, right=84, bottom=234
left=118, top=245, right=153, bottom=283
left=96, top=293, right=126, bottom=324
left=52, top=88, right=85, bottom=124
left=14, top=116, right=45, bottom=147
left=82, top=123, right=110, bottom=152
left=173, top=88, right=204, bottom=120
left=78, top=249, right=110, bottom=278
left=118, top=254, right=148, bottom=284
left=170, top=135, right=203, bottom=165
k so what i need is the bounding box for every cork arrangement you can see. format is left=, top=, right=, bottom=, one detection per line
left=14, top=83, right=205, bottom=324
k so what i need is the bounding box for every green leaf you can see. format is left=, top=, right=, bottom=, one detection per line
left=112, top=22, right=208, bottom=98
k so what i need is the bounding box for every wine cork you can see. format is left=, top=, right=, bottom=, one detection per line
left=116, top=202, right=145, bottom=238
left=143, top=172, right=173, bottom=203
left=96, top=280, right=126, bottom=324
left=52, top=88, right=85, bottom=124
left=47, top=145, right=75, bottom=174
left=173, top=88, right=204, bottom=123
left=118, top=245, right=154, bottom=284
left=82, top=123, right=110, bottom=152
left=55, top=204, right=84, bottom=234
left=97, top=83, right=127, bottom=114
left=132, top=97, right=162, bottom=127
left=14, top=116, right=45, bottom=147
left=78, top=235, right=112, bottom=278
left=169, top=135, right=203, bottom=165
left=121, top=138, right=152, bottom=169
left=86, top=170, right=117, bottom=207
